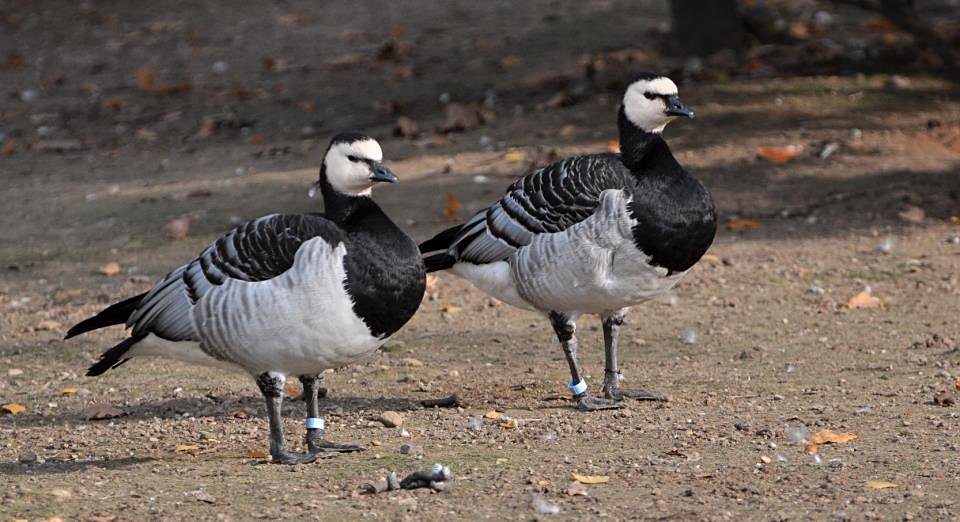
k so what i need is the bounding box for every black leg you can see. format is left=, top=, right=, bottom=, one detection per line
left=600, top=309, right=667, bottom=402
left=255, top=372, right=317, bottom=464
left=298, top=374, right=364, bottom=454
left=548, top=312, right=621, bottom=411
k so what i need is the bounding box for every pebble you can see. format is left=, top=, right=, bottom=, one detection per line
left=18, top=450, right=38, bottom=463
left=211, top=61, right=229, bottom=74
left=378, top=411, right=404, bottom=428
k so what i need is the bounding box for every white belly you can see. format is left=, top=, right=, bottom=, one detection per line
left=191, top=239, right=382, bottom=376
left=455, top=189, right=687, bottom=315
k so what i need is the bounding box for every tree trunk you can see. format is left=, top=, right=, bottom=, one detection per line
left=669, top=0, right=747, bottom=56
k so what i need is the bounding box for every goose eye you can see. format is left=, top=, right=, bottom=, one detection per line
left=643, top=92, right=656, bottom=100
left=347, top=155, right=360, bottom=162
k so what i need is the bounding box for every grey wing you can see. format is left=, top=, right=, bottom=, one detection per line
left=449, top=155, right=621, bottom=264
left=126, top=213, right=341, bottom=341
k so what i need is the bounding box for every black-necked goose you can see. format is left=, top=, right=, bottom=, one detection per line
left=419, top=73, right=716, bottom=411
left=67, top=132, right=426, bottom=463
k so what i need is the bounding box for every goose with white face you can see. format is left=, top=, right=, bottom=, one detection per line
left=622, top=75, right=694, bottom=133
left=320, top=135, right=397, bottom=196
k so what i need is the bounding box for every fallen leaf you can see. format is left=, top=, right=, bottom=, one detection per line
left=1, top=141, right=16, bottom=157
left=227, top=409, right=249, bottom=419
left=566, top=481, right=589, bottom=496
left=438, top=103, right=482, bottom=133
left=756, top=145, right=803, bottom=163
left=298, top=99, right=316, bottom=112
left=441, top=305, right=462, bottom=314
left=135, top=65, right=157, bottom=92
left=98, top=261, right=121, bottom=276
left=278, top=13, right=310, bottom=27
left=498, top=418, right=518, bottom=429
left=808, top=428, right=859, bottom=444
left=249, top=133, right=267, bottom=145
left=572, top=473, right=610, bottom=484
left=285, top=382, right=301, bottom=398
left=1, top=403, right=27, bottom=415
left=804, top=443, right=818, bottom=455
left=174, top=444, right=199, bottom=453
left=897, top=205, right=925, bottom=224
left=503, top=150, right=526, bottom=163
left=60, top=387, right=78, bottom=396
left=443, top=192, right=463, bottom=218
left=950, top=216, right=960, bottom=225
left=724, top=218, right=761, bottom=231
left=135, top=128, right=158, bottom=142
left=847, top=290, right=881, bottom=309
left=163, top=216, right=192, bottom=241
left=606, top=140, right=620, bottom=153
left=246, top=449, right=268, bottom=459
left=955, top=380, right=960, bottom=392
left=101, top=96, right=127, bottom=111
left=83, top=405, right=125, bottom=420
left=483, top=410, right=502, bottom=420
left=35, top=320, right=62, bottom=331
left=700, top=253, right=721, bottom=264
left=393, top=116, right=419, bottom=138
left=865, top=481, right=897, bottom=489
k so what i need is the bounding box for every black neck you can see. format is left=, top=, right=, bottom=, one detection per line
left=617, top=106, right=665, bottom=171
left=318, top=167, right=375, bottom=224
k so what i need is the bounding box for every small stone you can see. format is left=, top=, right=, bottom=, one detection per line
left=7, top=368, right=23, bottom=376
left=50, top=488, right=72, bottom=500
left=401, top=358, right=423, bottom=367
left=18, top=450, right=38, bottom=463
left=734, top=422, right=751, bottom=431
left=378, top=411, right=404, bottom=428
left=400, top=429, right=411, bottom=438
left=760, top=455, right=772, bottom=464
left=400, top=444, right=411, bottom=455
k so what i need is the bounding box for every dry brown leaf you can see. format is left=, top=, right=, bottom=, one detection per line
left=1, top=403, right=27, bottom=415
left=136, top=128, right=158, bottom=142
left=443, top=192, right=463, bottom=218
left=809, top=428, right=859, bottom=444
left=278, top=13, right=310, bottom=27
left=756, top=145, right=803, bottom=163
left=700, top=253, right=721, bottom=264
left=285, top=382, right=301, bottom=398
left=36, top=320, right=62, bottom=331
left=174, top=444, right=199, bottom=453
left=163, top=216, right=192, bottom=241
left=865, top=481, right=897, bottom=489
left=99, top=261, right=121, bottom=277
left=955, top=380, right=960, bottom=392
left=572, top=473, right=610, bottom=484
left=246, top=449, right=268, bottom=459
left=1, top=141, right=16, bottom=157
left=606, top=140, right=620, bottom=153
left=441, top=305, right=462, bottom=314
left=950, top=216, right=960, bottom=225
left=393, top=116, right=419, bottom=138
left=724, top=218, right=761, bottom=232
left=898, top=205, right=925, bottom=224
left=83, top=405, right=125, bottom=420
left=227, top=409, right=249, bottom=419
left=135, top=65, right=157, bottom=92
left=249, top=133, right=267, bottom=145
left=847, top=290, right=881, bottom=309
left=101, top=96, right=127, bottom=111
left=503, top=150, right=525, bottom=163
left=566, top=481, right=589, bottom=496
left=483, top=410, right=501, bottom=420
left=298, top=99, right=316, bottom=112
left=498, top=418, right=518, bottom=429
left=60, top=387, right=78, bottom=396
left=804, top=443, right=818, bottom=455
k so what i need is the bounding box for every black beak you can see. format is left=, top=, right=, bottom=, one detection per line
left=369, top=161, right=398, bottom=183
left=665, top=95, right=694, bottom=118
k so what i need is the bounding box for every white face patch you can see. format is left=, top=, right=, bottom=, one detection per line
left=323, top=139, right=384, bottom=195
left=623, top=77, right=680, bottom=133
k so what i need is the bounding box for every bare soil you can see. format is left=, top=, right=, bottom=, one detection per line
left=2, top=2, right=960, bottom=520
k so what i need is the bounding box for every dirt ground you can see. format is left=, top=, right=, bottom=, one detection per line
left=2, top=1, right=960, bottom=520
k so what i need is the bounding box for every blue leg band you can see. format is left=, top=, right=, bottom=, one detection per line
left=568, top=379, right=588, bottom=395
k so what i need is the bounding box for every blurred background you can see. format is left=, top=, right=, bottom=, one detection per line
left=1, top=1, right=959, bottom=519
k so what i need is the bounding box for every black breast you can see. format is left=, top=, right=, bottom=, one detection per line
left=625, top=143, right=717, bottom=275
left=341, top=210, right=426, bottom=338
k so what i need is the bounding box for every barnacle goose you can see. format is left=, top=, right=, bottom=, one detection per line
left=420, top=73, right=716, bottom=411
left=66, top=132, right=426, bottom=463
